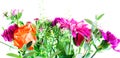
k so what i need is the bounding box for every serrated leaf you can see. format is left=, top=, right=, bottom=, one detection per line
left=7, top=53, right=19, bottom=57
left=96, top=14, right=104, bottom=20
left=85, top=19, right=93, bottom=25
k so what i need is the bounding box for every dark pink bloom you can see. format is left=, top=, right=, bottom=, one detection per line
left=52, top=17, right=61, bottom=26
left=52, top=17, right=91, bottom=46
left=34, top=18, right=39, bottom=21
left=100, top=30, right=120, bottom=52
left=72, top=21, right=91, bottom=46
left=71, top=21, right=91, bottom=38
left=52, top=17, right=70, bottom=29
left=1, top=24, right=18, bottom=42
left=73, top=33, right=84, bottom=46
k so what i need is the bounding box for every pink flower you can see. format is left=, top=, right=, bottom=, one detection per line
left=52, top=17, right=91, bottom=46
left=72, top=21, right=91, bottom=46
left=52, top=17, right=70, bottom=29
left=1, top=24, right=18, bottom=42
left=100, top=30, right=120, bottom=52
left=12, top=9, right=23, bottom=16
left=12, top=9, right=18, bottom=16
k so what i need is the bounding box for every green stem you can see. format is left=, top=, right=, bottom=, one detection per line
left=16, top=19, right=19, bottom=26
left=91, top=50, right=98, bottom=58
left=0, top=41, right=15, bottom=49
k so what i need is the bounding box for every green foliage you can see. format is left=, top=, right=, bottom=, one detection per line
left=3, top=10, right=23, bottom=26
left=2, top=11, right=111, bottom=58
left=85, top=19, right=93, bottom=25
left=16, top=12, right=22, bottom=19
left=31, top=19, right=74, bottom=58
left=95, top=14, right=104, bottom=20
left=6, top=53, right=20, bottom=58
left=7, top=53, right=19, bottom=58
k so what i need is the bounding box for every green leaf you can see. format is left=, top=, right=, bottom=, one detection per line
left=7, top=53, right=19, bottom=57
left=10, top=16, right=15, bottom=20
left=10, top=20, right=15, bottom=24
left=84, top=42, right=90, bottom=50
left=3, top=12, right=8, bottom=17
left=27, top=41, right=32, bottom=48
left=59, top=54, right=73, bottom=58
left=22, top=44, right=27, bottom=51
left=21, top=41, right=32, bottom=56
left=84, top=52, right=91, bottom=58
left=17, top=12, right=22, bottom=19
left=22, top=41, right=32, bottom=52
left=50, top=50, right=61, bottom=58
left=19, top=21, right=24, bottom=25
left=1, top=27, right=5, bottom=30
left=97, top=40, right=110, bottom=51
left=85, top=19, right=93, bottom=25
left=96, top=14, right=104, bottom=20
left=23, top=51, right=36, bottom=58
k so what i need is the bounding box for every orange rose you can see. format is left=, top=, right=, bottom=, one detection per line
left=13, top=22, right=36, bottom=50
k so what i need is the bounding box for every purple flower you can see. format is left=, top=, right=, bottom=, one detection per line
left=1, top=24, right=18, bottom=42
left=100, top=30, right=120, bottom=52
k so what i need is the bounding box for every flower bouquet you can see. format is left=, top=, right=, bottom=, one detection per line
left=1, top=9, right=120, bottom=58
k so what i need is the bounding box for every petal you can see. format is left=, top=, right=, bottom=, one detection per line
left=100, top=30, right=107, bottom=40
left=13, top=23, right=36, bottom=50
left=73, top=33, right=84, bottom=46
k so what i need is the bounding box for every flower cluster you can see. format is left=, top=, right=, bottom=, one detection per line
left=52, top=17, right=91, bottom=46
left=1, top=10, right=120, bottom=58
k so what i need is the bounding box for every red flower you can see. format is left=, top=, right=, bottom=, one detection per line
left=73, top=33, right=84, bottom=46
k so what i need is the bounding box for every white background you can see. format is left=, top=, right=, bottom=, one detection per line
left=0, top=0, right=120, bottom=58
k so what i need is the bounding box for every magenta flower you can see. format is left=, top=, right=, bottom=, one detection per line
left=52, top=17, right=61, bottom=26
left=72, top=21, right=91, bottom=46
left=1, top=24, right=18, bottom=42
left=52, top=17, right=70, bottom=29
left=71, top=20, right=91, bottom=38
left=34, top=18, right=39, bottom=21
left=100, top=30, right=120, bottom=52
left=52, top=17, right=91, bottom=46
